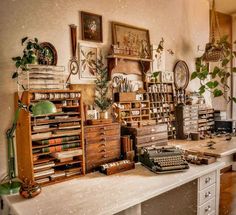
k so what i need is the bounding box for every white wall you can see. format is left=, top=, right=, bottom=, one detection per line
left=0, top=0, right=209, bottom=177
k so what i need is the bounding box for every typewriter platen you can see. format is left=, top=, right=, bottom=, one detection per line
left=139, top=146, right=189, bottom=173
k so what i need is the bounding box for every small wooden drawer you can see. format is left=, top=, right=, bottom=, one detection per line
left=199, top=184, right=216, bottom=205
left=85, top=123, right=120, bottom=133
left=199, top=171, right=216, bottom=191
left=199, top=198, right=215, bottom=215
left=135, top=132, right=167, bottom=145
left=86, top=140, right=120, bottom=153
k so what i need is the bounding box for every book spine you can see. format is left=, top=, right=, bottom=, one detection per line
left=35, top=135, right=79, bottom=145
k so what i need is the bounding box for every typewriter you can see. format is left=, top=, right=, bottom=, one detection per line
left=139, top=146, right=189, bottom=173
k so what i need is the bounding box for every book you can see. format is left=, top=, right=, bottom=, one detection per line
left=51, top=149, right=83, bottom=159
left=34, top=169, right=55, bottom=178
left=33, top=161, right=55, bottom=171
left=32, top=142, right=80, bottom=154
left=31, top=132, right=52, bottom=141
left=35, top=177, right=50, bottom=184
left=33, top=135, right=80, bottom=145
left=50, top=171, right=66, bottom=180
left=52, top=129, right=80, bottom=136
left=32, top=125, right=50, bottom=130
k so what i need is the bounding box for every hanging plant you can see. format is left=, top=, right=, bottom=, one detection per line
left=191, top=35, right=236, bottom=102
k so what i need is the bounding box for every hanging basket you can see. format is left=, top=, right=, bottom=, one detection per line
left=202, top=42, right=223, bottom=62
left=202, top=0, right=222, bottom=62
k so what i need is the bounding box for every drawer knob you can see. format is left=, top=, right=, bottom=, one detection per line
left=101, top=149, right=106, bottom=153
left=102, top=155, right=108, bottom=158
left=204, top=205, right=211, bottom=212
left=205, top=177, right=211, bottom=184
left=205, top=191, right=211, bottom=198
left=151, top=136, right=155, bottom=140
left=101, top=132, right=106, bottom=135
left=151, top=129, right=155, bottom=132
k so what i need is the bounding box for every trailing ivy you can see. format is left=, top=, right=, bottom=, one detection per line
left=191, top=35, right=236, bottom=103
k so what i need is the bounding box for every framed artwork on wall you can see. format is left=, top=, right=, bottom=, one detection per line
left=112, top=22, right=151, bottom=59
left=152, top=44, right=165, bottom=73
left=79, top=43, right=98, bottom=79
left=81, top=11, right=103, bottom=43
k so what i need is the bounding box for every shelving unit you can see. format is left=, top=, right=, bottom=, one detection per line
left=15, top=90, right=85, bottom=185
left=115, top=100, right=150, bottom=125
left=175, top=104, right=199, bottom=139
left=198, top=108, right=215, bottom=134
left=107, top=54, right=152, bottom=79
left=144, top=81, right=176, bottom=139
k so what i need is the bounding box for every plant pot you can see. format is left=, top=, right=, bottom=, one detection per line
left=99, top=111, right=108, bottom=119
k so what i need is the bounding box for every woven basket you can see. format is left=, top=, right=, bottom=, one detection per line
left=203, top=42, right=222, bottom=62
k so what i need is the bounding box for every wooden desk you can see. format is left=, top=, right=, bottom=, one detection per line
left=170, top=136, right=236, bottom=168
left=1, top=162, right=223, bottom=215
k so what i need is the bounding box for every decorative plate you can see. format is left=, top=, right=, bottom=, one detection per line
left=38, top=42, right=57, bottom=66
left=173, top=60, right=189, bottom=90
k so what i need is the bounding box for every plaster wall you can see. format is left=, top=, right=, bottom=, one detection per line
left=0, top=0, right=209, bottom=177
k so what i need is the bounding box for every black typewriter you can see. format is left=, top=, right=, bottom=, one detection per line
left=139, top=146, right=189, bottom=173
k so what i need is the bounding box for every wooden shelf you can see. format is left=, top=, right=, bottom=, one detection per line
left=15, top=89, right=86, bottom=186
left=107, top=54, right=152, bottom=62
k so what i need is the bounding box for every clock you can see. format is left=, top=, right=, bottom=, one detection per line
left=173, top=60, right=189, bottom=90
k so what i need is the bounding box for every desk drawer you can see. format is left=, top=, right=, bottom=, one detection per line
left=199, top=198, right=215, bottom=215
left=85, top=124, right=120, bottom=133
left=199, top=184, right=215, bottom=205
left=199, top=171, right=216, bottom=191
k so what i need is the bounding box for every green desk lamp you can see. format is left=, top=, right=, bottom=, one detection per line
left=0, top=100, right=57, bottom=195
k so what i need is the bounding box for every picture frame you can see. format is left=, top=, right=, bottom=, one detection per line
left=79, top=43, right=98, bottom=79
left=112, top=22, right=151, bottom=59
left=81, top=11, right=103, bottom=43
left=161, top=71, right=174, bottom=83
left=152, top=44, right=165, bottom=72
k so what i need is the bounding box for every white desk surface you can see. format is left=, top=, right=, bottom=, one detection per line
left=170, top=136, right=236, bottom=157
left=2, top=162, right=224, bottom=215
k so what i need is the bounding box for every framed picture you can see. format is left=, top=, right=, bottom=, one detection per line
left=79, top=43, right=98, bottom=79
left=112, top=22, right=151, bottom=59
left=161, top=71, right=174, bottom=83
left=81, top=11, right=103, bottom=43
left=152, top=44, right=165, bottom=72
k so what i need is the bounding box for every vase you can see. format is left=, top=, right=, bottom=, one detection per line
left=100, top=111, right=108, bottom=119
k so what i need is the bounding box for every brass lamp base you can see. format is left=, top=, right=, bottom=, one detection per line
left=0, top=180, right=21, bottom=195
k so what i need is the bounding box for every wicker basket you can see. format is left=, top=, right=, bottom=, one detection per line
left=203, top=43, right=222, bottom=62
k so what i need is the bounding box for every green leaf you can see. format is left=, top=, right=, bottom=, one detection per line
left=34, top=38, right=38, bottom=43
left=21, top=37, right=28, bottom=45
left=26, top=42, right=33, bottom=50
left=232, top=97, right=236, bottom=103
left=191, top=71, right=198, bottom=80
left=222, top=58, right=229, bottom=67
left=199, top=85, right=205, bottom=95
left=211, top=66, right=220, bottom=78
left=12, top=72, right=18, bottom=79
left=232, top=67, right=236, bottom=73
left=206, top=81, right=219, bottom=89
left=213, top=89, right=223, bottom=97
left=12, top=56, right=21, bottom=61
left=15, top=61, right=21, bottom=68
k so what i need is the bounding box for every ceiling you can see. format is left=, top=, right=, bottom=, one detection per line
left=214, top=0, right=236, bottom=15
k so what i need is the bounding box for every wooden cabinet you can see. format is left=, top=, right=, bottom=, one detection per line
left=198, top=108, right=215, bottom=134
left=84, top=123, right=121, bottom=173
left=15, top=90, right=85, bottom=185
left=144, top=81, right=176, bottom=139
left=115, top=100, right=150, bottom=125
left=121, top=124, right=168, bottom=159
left=175, top=104, right=199, bottom=139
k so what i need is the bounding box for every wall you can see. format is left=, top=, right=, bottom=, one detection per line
left=0, top=0, right=209, bottom=177
left=232, top=14, right=236, bottom=119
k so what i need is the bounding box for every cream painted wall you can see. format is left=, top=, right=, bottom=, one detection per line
left=232, top=14, right=236, bottom=119
left=0, top=0, right=209, bottom=177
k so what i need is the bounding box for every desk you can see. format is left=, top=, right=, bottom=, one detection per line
left=170, top=136, right=236, bottom=168
left=1, top=162, right=223, bottom=215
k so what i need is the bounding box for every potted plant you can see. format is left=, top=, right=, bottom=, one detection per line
left=12, top=37, right=43, bottom=80
left=191, top=35, right=236, bottom=103
left=94, top=56, right=112, bottom=119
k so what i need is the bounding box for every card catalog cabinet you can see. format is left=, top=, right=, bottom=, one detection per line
left=84, top=123, right=121, bottom=173
left=175, top=104, right=199, bottom=139
left=121, top=124, right=168, bottom=159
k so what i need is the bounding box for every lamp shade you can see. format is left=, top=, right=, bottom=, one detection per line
left=30, top=101, right=57, bottom=116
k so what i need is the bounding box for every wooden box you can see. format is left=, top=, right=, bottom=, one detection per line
left=114, top=92, right=136, bottom=102
left=100, top=161, right=135, bottom=175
